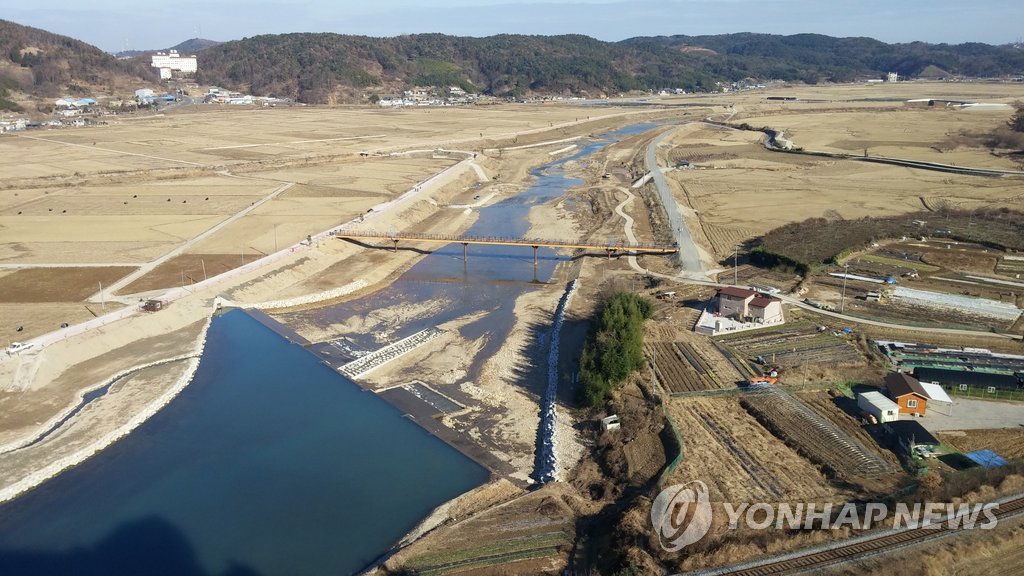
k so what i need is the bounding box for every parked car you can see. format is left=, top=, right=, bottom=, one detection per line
left=7, top=342, right=33, bottom=353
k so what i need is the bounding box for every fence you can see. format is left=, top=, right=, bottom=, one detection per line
left=948, top=384, right=1024, bottom=402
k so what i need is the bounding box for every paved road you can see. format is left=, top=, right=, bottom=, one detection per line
left=917, top=398, right=1024, bottom=431
left=645, top=126, right=706, bottom=279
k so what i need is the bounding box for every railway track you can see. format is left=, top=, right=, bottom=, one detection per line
left=695, top=494, right=1024, bottom=575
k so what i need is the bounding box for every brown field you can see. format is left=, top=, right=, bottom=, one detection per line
left=0, top=105, right=639, bottom=181
left=797, top=391, right=903, bottom=471
left=387, top=482, right=578, bottom=575
left=717, top=324, right=864, bottom=369
left=939, top=428, right=1024, bottom=460
left=657, top=83, right=1024, bottom=263
left=120, top=254, right=244, bottom=293
left=665, top=397, right=839, bottom=503
left=741, top=387, right=894, bottom=481
left=0, top=302, right=121, bottom=342
left=749, top=107, right=1020, bottom=168
left=647, top=341, right=720, bottom=392
left=800, top=237, right=1024, bottom=334
left=0, top=267, right=135, bottom=302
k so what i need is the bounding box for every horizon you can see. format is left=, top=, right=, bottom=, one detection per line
left=7, top=0, right=1024, bottom=53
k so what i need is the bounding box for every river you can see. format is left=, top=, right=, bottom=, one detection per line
left=0, top=123, right=659, bottom=576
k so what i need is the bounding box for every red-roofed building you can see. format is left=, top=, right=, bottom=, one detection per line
left=716, top=287, right=784, bottom=324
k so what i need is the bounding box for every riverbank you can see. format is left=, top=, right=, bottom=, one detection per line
left=0, top=313, right=212, bottom=504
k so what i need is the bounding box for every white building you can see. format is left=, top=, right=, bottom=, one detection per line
left=857, top=391, right=900, bottom=423
left=716, top=287, right=784, bottom=324
left=886, top=72, right=899, bottom=83
left=151, top=50, right=197, bottom=80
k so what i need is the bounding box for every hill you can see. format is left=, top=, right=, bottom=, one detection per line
left=114, top=38, right=221, bottom=59
left=0, top=19, right=156, bottom=107
left=194, top=32, right=1024, bottom=103
left=3, top=19, right=1024, bottom=108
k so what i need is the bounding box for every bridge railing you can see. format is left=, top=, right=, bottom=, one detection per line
left=334, top=228, right=677, bottom=252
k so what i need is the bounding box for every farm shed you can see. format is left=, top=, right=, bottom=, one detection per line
left=883, top=420, right=939, bottom=455
left=601, top=415, right=621, bottom=432
left=884, top=372, right=929, bottom=416
left=857, top=391, right=900, bottom=423
left=920, top=382, right=954, bottom=416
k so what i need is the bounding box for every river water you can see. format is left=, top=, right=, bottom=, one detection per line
left=0, top=123, right=657, bottom=576
left=293, top=124, right=657, bottom=371
left=0, top=309, right=489, bottom=575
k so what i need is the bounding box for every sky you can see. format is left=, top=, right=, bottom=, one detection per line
left=5, top=0, right=1023, bottom=53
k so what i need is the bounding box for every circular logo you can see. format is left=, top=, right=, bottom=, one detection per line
left=651, top=481, right=713, bottom=551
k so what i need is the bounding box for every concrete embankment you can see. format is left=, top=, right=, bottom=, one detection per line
left=0, top=314, right=214, bottom=505
left=220, top=279, right=369, bottom=311
left=338, top=328, right=444, bottom=379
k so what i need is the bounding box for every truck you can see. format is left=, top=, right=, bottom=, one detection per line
left=6, top=342, right=33, bottom=354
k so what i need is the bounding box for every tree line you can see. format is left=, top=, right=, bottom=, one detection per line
left=194, top=31, right=1024, bottom=104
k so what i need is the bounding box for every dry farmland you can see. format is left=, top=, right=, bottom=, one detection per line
left=939, top=429, right=1024, bottom=461
left=665, top=397, right=839, bottom=503
left=658, top=83, right=1024, bottom=263
left=646, top=338, right=743, bottom=393
left=716, top=325, right=864, bottom=369
left=797, top=391, right=902, bottom=468
left=741, top=387, right=893, bottom=480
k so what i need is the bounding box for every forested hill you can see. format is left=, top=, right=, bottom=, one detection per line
left=115, top=38, right=222, bottom=59
left=195, top=32, right=1024, bottom=103
left=0, top=20, right=155, bottom=99
left=3, top=18, right=1023, bottom=106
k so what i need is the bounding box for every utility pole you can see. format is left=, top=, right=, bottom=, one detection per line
left=734, top=246, right=739, bottom=285
left=274, top=224, right=278, bottom=252
left=840, top=263, right=849, bottom=314
left=98, top=281, right=104, bottom=311
left=201, top=259, right=207, bottom=281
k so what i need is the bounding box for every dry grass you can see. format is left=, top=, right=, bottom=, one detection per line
left=665, top=397, right=841, bottom=503
left=661, top=88, right=1024, bottom=270
left=939, top=429, right=1024, bottom=461
left=0, top=267, right=135, bottom=302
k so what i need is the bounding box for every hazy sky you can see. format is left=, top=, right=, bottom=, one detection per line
left=7, top=0, right=1023, bottom=52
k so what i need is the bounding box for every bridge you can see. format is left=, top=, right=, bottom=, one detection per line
left=334, top=230, right=677, bottom=263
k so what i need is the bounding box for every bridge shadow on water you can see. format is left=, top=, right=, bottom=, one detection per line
left=0, top=516, right=262, bottom=576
